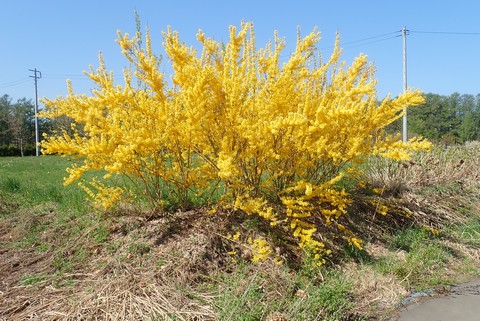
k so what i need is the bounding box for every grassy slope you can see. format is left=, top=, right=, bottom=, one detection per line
left=0, top=148, right=479, bottom=321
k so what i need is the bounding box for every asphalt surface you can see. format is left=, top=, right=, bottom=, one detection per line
left=396, top=279, right=480, bottom=321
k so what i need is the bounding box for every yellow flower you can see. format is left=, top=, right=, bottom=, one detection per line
left=373, top=187, right=384, bottom=195
left=357, top=180, right=367, bottom=189
left=377, top=205, right=389, bottom=216
left=350, top=237, right=364, bottom=251
left=248, top=237, right=273, bottom=263
left=231, top=231, right=241, bottom=241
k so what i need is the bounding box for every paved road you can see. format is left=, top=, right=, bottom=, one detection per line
left=396, top=279, right=480, bottom=321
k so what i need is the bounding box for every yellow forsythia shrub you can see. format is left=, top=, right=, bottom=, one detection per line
left=41, top=22, right=431, bottom=262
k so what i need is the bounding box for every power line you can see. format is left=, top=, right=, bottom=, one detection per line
left=410, top=30, right=480, bottom=35
left=0, top=78, right=31, bottom=89
left=42, top=73, right=87, bottom=80
left=0, top=74, right=87, bottom=90
left=43, top=73, right=83, bottom=77
left=342, top=34, right=401, bottom=50
left=317, top=28, right=480, bottom=52
left=42, top=73, right=85, bottom=78
left=318, top=30, right=401, bottom=51
left=340, top=30, right=401, bottom=46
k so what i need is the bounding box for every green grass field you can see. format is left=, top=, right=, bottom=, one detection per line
left=0, top=156, right=87, bottom=212
left=0, top=150, right=479, bottom=320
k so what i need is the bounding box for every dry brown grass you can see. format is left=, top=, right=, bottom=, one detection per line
left=367, top=141, right=480, bottom=192
left=2, top=264, right=216, bottom=321
left=343, top=262, right=408, bottom=317
left=0, top=211, right=223, bottom=321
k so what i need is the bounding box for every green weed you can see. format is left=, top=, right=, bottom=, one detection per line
left=390, top=228, right=432, bottom=252
left=211, top=263, right=355, bottom=321
left=128, top=242, right=151, bottom=255
left=106, top=240, right=123, bottom=254
left=2, top=176, right=21, bottom=193
left=52, top=247, right=89, bottom=274
left=372, top=227, right=454, bottom=290
left=20, top=273, right=47, bottom=286
left=92, top=224, right=110, bottom=244
left=453, top=217, right=480, bottom=247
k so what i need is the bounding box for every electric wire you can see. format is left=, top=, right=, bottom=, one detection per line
left=42, top=73, right=87, bottom=80
left=0, top=78, right=31, bottom=89
left=340, top=30, right=401, bottom=46
left=341, top=34, right=401, bottom=50
left=410, top=30, right=480, bottom=35
left=2, top=28, right=480, bottom=89
left=318, top=30, right=401, bottom=51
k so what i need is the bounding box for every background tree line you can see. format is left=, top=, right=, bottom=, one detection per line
left=387, top=92, right=480, bottom=144
left=1, top=91, right=479, bottom=157
left=0, top=94, right=36, bottom=156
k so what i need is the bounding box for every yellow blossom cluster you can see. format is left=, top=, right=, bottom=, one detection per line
left=40, top=22, right=430, bottom=264
left=248, top=237, right=273, bottom=263
left=78, top=179, right=125, bottom=210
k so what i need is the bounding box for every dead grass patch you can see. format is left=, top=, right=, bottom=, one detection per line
left=343, top=262, right=408, bottom=317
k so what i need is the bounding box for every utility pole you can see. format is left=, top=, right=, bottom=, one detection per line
left=29, top=68, right=42, bottom=156
left=402, top=26, right=408, bottom=143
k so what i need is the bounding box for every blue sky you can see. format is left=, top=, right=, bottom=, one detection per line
left=1, top=0, right=480, bottom=104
